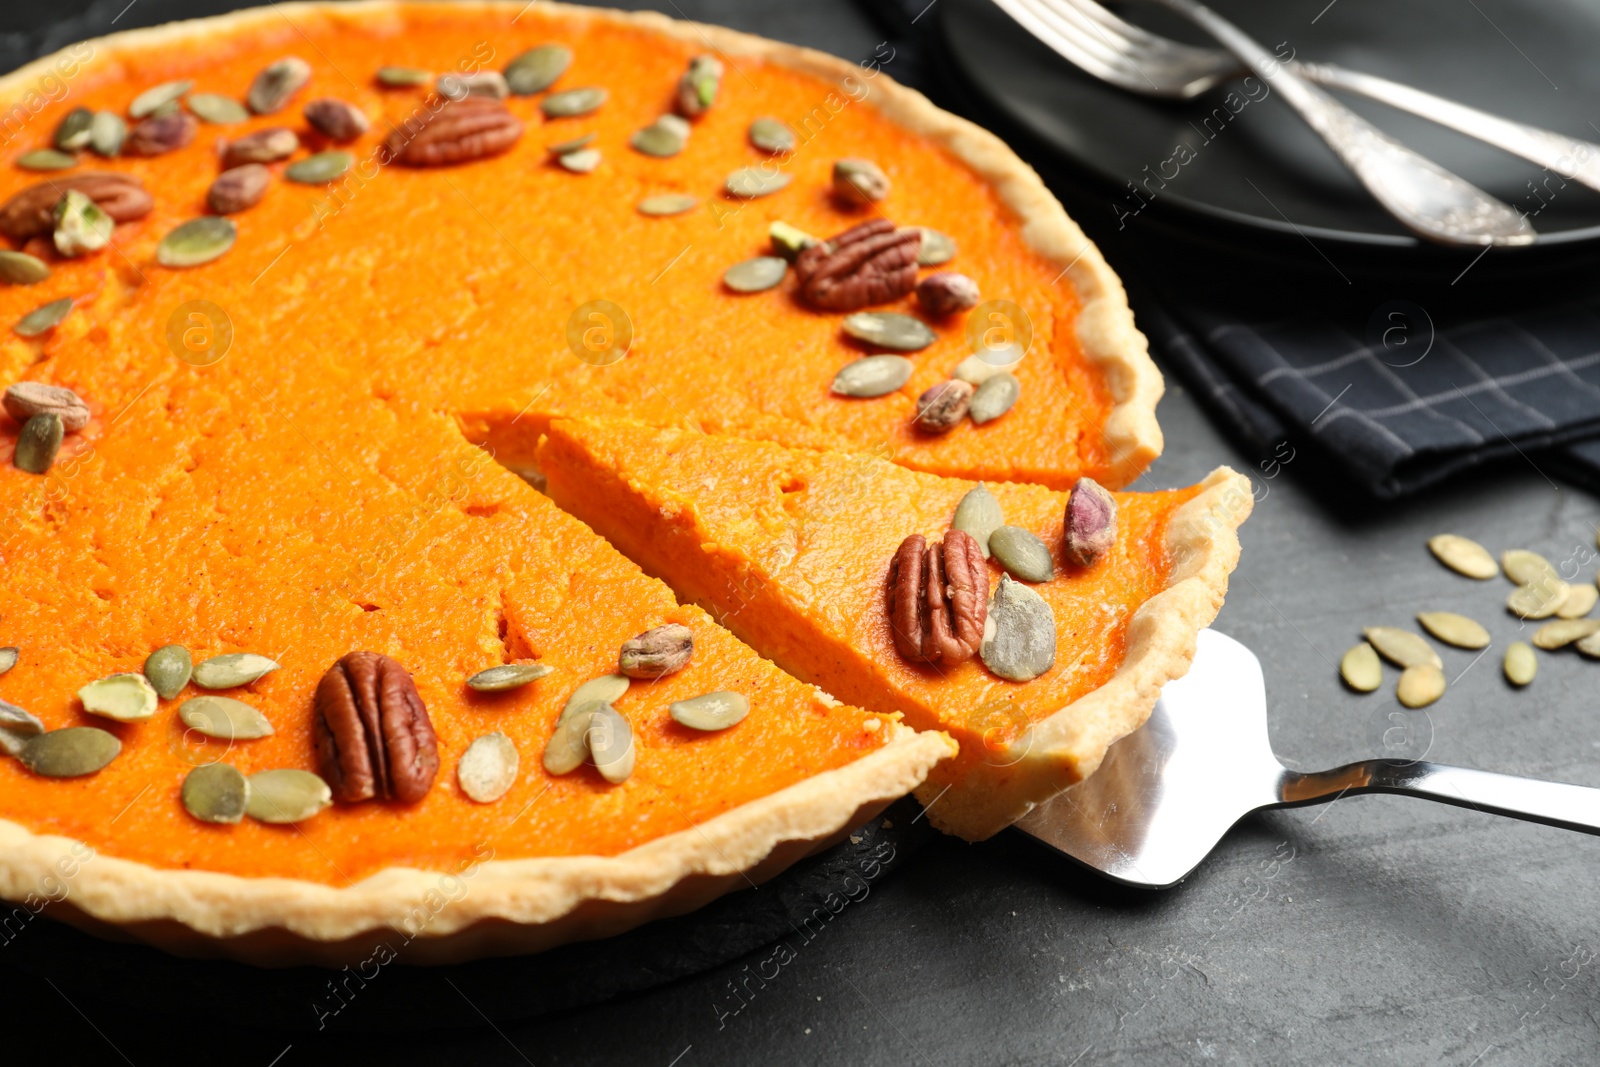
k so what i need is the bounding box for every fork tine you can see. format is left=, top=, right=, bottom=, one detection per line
left=1055, top=0, right=1228, bottom=67
left=996, top=0, right=1165, bottom=93
left=1042, top=0, right=1172, bottom=64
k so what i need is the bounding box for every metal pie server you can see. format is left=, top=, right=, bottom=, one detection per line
left=1015, top=629, right=1600, bottom=888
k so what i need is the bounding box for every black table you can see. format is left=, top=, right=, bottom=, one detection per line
left=4, top=1, right=1598, bottom=1063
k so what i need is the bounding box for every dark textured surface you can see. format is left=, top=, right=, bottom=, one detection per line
left=2, top=2, right=1599, bottom=1064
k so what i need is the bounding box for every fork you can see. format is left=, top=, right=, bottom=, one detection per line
left=991, top=0, right=1537, bottom=247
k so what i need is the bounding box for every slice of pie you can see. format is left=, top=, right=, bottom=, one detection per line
left=538, top=418, right=1251, bottom=840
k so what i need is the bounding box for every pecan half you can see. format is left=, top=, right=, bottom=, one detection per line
left=125, top=111, right=196, bottom=157
left=794, top=219, right=922, bottom=312
left=313, top=651, right=439, bottom=804
left=0, top=173, right=152, bottom=241
left=383, top=96, right=523, bottom=167
left=887, top=530, right=987, bottom=666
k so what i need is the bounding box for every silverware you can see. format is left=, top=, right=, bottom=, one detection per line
left=991, top=0, right=1537, bottom=246
left=1016, top=630, right=1600, bottom=889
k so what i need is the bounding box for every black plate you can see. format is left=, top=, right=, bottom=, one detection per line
left=942, top=0, right=1600, bottom=256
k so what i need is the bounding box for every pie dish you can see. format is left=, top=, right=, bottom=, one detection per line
left=0, top=0, right=1194, bottom=964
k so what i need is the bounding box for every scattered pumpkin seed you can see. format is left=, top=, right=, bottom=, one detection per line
left=192, top=652, right=279, bottom=689
left=458, top=732, right=519, bottom=802
left=0, top=647, right=16, bottom=676
left=15, top=297, right=71, bottom=337
left=467, top=663, right=554, bottom=691
left=13, top=413, right=62, bottom=473
left=0, top=700, right=43, bottom=758
left=968, top=373, right=1020, bottom=424
left=542, top=703, right=596, bottom=775
left=1339, top=642, right=1382, bottom=692
left=186, top=92, right=249, bottom=124
left=915, top=227, right=957, bottom=266
left=586, top=702, right=635, bottom=783
left=53, top=108, right=94, bottom=151
left=144, top=644, right=193, bottom=699
left=725, top=167, right=791, bottom=199
left=831, top=355, right=913, bottom=398
left=546, top=132, right=596, bottom=155
left=670, top=691, right=749, bottom=731
left=505, top=44, right=573, bottom=95
left=20, top=727, right=120, bottom=777
left=558, top=148, right=601, bottom=173
left=1507, top=580, right=1570, bottom=620
left=723, top=256, right=787, bottom=293
left=53, top=189, right=113, bottom=258
left=157, top=216, right=236, bottom=268
left=1361, top=626, right=1442, bottom=670
left=988, top=525, right=1054, bottom=583
left=1576, top=631, right=1600, bottom=659
left=246, top=768, right=332, bottom=823
left=89, top=111, right=126, bottom=157
left=769, top=220, right=818, bottom=262
left=130, top=79, right=193, bottom=118
left=748, top=116, right=795, bottom=153
left=0, top=250, right=49, bottom=285
left=1532, top=618, right=1600, bottom=649
left=1557, top=582, right=1598, bottom=619
left=376, top=65, right=432, bottom=87
left=952, top=484, right=1004, bottom=559
left=541, top=87, right=608, bottom=118
left=561, top=674, right=630, bottom=723
left=842, top=311, right=936, bottom=352
left=981, top=576, right=1057, bottom=681
left=182, top=763, right=250, bottom=824
left=16, top=149, right=75, bottom=172
left=78, top=672, right=157, bottom=722
left=1501, top=549, right=1556, bottom=586
left=285, top=150, right=352, bottom=184
left=638, top=193, right=698, bottom=216
left=178, top=695, right=274, bottom=740
left=1415, top=611, right=1490, bottom=650
left=631, top=116, right=688, bottom=157
left=1504, top=641, right=1537, bottom=685
left=1396, top=663, right=1446, bottom=708
left=438, top=71, right=509, bottom=101
left=248, top=58, right=311, bottom=115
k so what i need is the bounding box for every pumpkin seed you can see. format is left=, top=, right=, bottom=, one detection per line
left=157, top=217, right=236, bottom=268
left=638, top=194, right=697, bottom=216
left=748, top=117, right=795, bottom=153
left=248, top=58, right=311, bottom=115
left=725, top=166, right=792, bottom=199
left=1504, top=641, right=1537, bottom=684
left=968, top=373, right=1020, bottom=424
left=1415, top=611, right=1489, bottom=650
left=915, top=227, right=957, bottom=266
left=53, top=189, right=112, bottom=258
left=670, top=691, right=749, bottom=731
left=546, top=132, right=596, bottom=155
left=20, top=727, right=120, bottom=777
left=285, top=150, right=352, bottom=184
left=458, top=732, right=519, bottom=803
left=831, top=355, right=913, bottom=398
left=952, top=354, right=1017, bottom=385
left=0, top=250, right=49, bottom=285
left=558, top=148, right=601, bottom=173
left=144, top=644, right=193, bottom=699
left=989, top=525, right=1054, bottom=583
left=981, top=576, right=1056, bottom=682
left=246, top=769, right=331, bottom=823
left=1339, top=642, right=1382, bottom=692
left=0, top=647, right=15, bottom=675
left=53, top=108, right=94, bottom=151
left=89, top=111, right=126, bottom=157
left=467, top=663, right=553, bottom=691
left=16, top=297, right=71, bottom=338
left=16, top=149, right=75, bottom=172
left=130, top=79, right=193, bottom=118
left=506, top=44, right=572, bottom=95
left=376, top=66, right=432, bottom=87
left=842, top=312, right=936, bottom=352
left=561, top=674, right=630, bottom=723
left=542, top=704, right=595, bottom=775
left=178, top=695, right=274, bottom=740
left=437, top=71, right=509, bottom=101
left=631, top=118, right=687, bottom=158
left=723, top=256, right=787, bottom=293
left=586, top=702, right=635, bottom=784
left=769, top=220, right=818, bottom=262
left=1396, top=663, right=1446, bottom=708
left=78, top=672, right=157, bottom=722
left=541, top=87, right=607, bottom=118
left=13, top=413, right=62, bottom=473
left=1556, top=582, right=1598, bottom=619
left=1532, top=618, right=1600, bottom=649
left=0, top=699, right=43, bottom=758
left=192, top=652, right=279, bottom=689
left=1361, top=626, right=1442, bottom=670
left=1501, top=549, right=1556, bottom=586
left=182, top=763, right=250, bottom=824
left=186, top=92, right=249, bottom=124
left=952, top=484, right=1004, bottom=558
left=1507, top=580, right=1569, bottom=620
left=1576, top=631, right=1600, bottom=659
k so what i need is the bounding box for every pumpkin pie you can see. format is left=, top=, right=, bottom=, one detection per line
left=0, top=0, right=1180, bottom=964
left=537, top=417, right=1251, bottom=840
